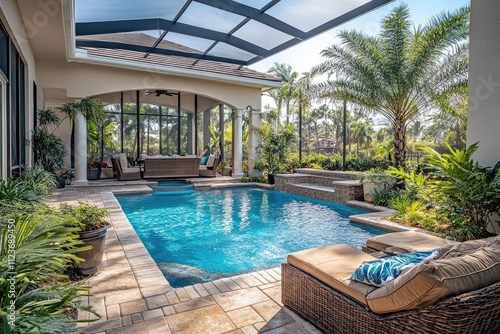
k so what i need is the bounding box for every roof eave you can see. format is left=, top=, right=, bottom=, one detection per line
left=70, top=48, right=282, bottom=90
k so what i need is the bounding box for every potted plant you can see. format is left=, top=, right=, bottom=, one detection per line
left=87, top=160, right=108, bottom=180
left=32, top=108, right=66, bottom=173
left=255, top=124, right=296, bottom=185
left=358, top=168, right=396, bottom=203
left=55, top=167, right=71, bottom=188
left=218, top=160, right=232, bottom=176
left=60, top=97, right=106, bottom=174
left=60, top=202, right=110, bottom=276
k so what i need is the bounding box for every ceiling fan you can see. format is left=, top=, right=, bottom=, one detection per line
left=144, top=89, right=176, bottom=97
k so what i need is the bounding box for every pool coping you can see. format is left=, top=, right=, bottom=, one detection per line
left=76, top=183, right=293, bottom=333
left=73, top=182, right=413, bottom=333
left=107, top=185, right=407, bottom=297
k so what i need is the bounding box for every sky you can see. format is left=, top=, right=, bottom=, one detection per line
left=249, top=0, right=470, bottom=108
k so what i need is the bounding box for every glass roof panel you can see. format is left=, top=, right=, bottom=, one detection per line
left=163, top=33, right=214, bottom=53
left=177, top=2, right=246, bottom=34
left=266, top=0, right=372, bottom=32
left=209, top=43, right=256, bottom=62
left=75, top=0, right=188, bottom=22
left=232, top=0, right=273, bottom=10
left=233, top=20, right=293, bottom=51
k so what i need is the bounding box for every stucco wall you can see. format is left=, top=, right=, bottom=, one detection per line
left=37, top=59, right=262, bottom=111
left=467, top=0, right=500, bottom=168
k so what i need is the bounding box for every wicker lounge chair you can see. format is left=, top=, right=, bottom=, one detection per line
left=282, top=236, right=500, bottom=334
left=282, top=263, right=500, bottom=334
left=111, top=157, right=141, bottom=181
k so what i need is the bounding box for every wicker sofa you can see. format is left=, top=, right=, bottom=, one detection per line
left=282, top=232, right=500, bottom=334
left=143, top=156, right=200, bottom=179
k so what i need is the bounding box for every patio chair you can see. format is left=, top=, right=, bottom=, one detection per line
left=199, top=154, right=220, bottom=178
left=111, top=157, right=141, bottom=181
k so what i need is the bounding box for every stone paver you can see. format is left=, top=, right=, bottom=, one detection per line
left=51, top=181, right=321, bottom=334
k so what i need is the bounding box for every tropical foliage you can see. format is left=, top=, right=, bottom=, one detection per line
left=311, top=3, right=469, bottom=167
left=255, top=124, right=296, bottom=174
left=382, top=143, right=500, bottom=241
left=0, top=174, right=99, bottom=332
left=32, top=108, right=66, bottom=172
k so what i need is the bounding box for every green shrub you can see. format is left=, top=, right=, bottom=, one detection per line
left=424, top=142, right=500, bottom=240
left=59, top=202, right=109, bottom=232
left=19, top=165, right=58, bottom=196
left=0, top=214, right=97, bottom=332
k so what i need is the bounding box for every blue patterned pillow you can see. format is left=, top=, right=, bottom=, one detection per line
left=200, top=155, right=209, bottom=165
left=350, top=250, right=439, bottom=287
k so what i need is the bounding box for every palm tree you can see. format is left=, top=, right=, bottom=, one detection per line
left=267, top=62, right=299, bottom=125
left=312, top=4, right=469, bottom=167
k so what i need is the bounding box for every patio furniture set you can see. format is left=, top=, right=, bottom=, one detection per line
left=282, top=231, right=500, bottom=334
left=110, top=153, right=220, bottom=180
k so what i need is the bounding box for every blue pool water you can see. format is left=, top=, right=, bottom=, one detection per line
left=116, top=187, right=385, bottom=287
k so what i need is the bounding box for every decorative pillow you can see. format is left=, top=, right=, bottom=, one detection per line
left=206, top=155, right=216, bottom=168
left=350, top=250, right=439, bottom=287
left=200, top=155, right=210, bottom=165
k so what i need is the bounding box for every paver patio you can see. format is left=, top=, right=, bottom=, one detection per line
left=50, top=181, right=322, bottom=334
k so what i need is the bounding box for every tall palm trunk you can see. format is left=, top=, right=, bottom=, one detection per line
left=393, top=119, right=407, bottom=168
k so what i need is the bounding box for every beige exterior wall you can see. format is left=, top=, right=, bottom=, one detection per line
left=37, top=59, right=262, bottom=111
left=467, top=0, right=500, bottom=167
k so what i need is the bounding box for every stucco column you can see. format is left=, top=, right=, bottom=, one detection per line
left=73, top=113, right=88, bottom=185
left=232, top=109, right=243, bottom=177
left=248, top=108, right=262, bottom=175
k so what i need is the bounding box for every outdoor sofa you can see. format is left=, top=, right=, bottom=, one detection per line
left=142, top=155, right=200, bottom=179
left=282, top=231, right=500, bottom=334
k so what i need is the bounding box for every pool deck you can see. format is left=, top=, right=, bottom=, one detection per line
left=49, top=178, right=407, bottom=334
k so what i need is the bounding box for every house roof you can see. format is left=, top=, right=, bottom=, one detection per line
left=77, top=33, right=281, bottom=82
left=74, top=0, right=394, bottom=68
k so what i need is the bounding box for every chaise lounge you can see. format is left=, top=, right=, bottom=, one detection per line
left=282, top=231, right=500, bottom=334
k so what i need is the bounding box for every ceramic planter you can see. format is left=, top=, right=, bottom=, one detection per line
left=87, top=167, right=101, bottom=180
left=74, top=224, right=110, bottom=276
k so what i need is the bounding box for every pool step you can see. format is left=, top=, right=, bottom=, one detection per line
left=275, top=174, right=363, bottom=204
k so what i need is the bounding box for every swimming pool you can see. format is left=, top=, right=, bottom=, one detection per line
left=116, top=187, right=385, bottom=287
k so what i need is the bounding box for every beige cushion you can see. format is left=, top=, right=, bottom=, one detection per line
left=199, top=166, right=208, bottom=171
left=366, top=246, right=500, bottom=314
left=206, top=155, right=216, bottom=168
left=438, top=235, right=500, bottom=258
left=288, top=245, right=377, bottom=305
left=117, top=153, right=128, bottom=169
left=366, top=231, right=457, bottom=254
left=438, top=239, right=489, bottom=258
left=122, top=167, right=140, bottom=174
